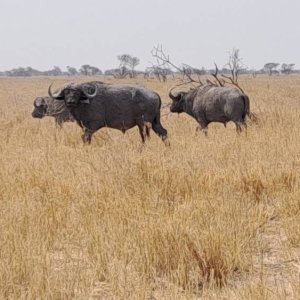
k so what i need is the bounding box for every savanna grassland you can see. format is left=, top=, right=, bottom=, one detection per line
left=0, top=75, right=299, bottom=299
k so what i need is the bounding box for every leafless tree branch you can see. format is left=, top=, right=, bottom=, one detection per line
left=210, top=63, right=226, bottom=87
left=221, top=74, right=245, bottom=94
left=151, top=45, right=245, bottom=94
left=151, top=45, right=204, bottom=86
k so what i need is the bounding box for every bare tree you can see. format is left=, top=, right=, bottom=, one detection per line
left=104, top=66, right=129, bottom=79
left=151, top=45, right=245, bottom=93
left=45, top=66, right=63, bottom=76
left=182, top=65, right=206, bottom=76
left=281, top=63, right=295, bottom=75
left=79, top=65, right=102, bottom=76
left=145, top=66, right=173, bottom=82
left=208, top=64, right=226, bottom=87
left=117, top=54, right=140, bottom=78
left=79, top=65, right=90, bottom=76
left=66, top=66, right=78, bottom=76
left=222, top=49, right=243, bottom=81
left=264, top=63, right=280, bottom=76
left=219, top=48, right=245, bottom=93
left=151, top=45, right=204, bottom=86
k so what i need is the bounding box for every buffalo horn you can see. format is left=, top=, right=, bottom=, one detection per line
left=82, top=85, right=98, bottom=99
left=48, top=83, right=63, bottom=99
left=168, top=86, right=180, bottom=100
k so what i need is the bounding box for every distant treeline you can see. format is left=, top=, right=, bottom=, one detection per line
left=0, top=62, right=298, bottom=78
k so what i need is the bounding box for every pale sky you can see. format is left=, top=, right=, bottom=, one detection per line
left=0, top=0, right=299, bottom=71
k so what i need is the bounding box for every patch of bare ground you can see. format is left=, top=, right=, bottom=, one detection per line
left=253, top=220, right=300, bottom=299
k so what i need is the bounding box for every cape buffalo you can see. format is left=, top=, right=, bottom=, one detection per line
left=48, top=81, right=168, bottom=144
left=169, top=85, right=251, bottom=135
left=32, top=96, right=75, bottom=127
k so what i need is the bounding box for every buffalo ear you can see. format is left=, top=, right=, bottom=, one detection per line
left=34, top=97, right=45, bottom=107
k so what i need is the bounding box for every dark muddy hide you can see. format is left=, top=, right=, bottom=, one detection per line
left=49, top=81, right=168, bottom=145
left=169, top=85, right=251, bottom=135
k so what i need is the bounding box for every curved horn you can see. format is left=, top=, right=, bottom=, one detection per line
left=48, top=83, right=64, bottom=99
left=82, top=84, right=98, bottom=99
left=168, top=86, right=180, bottom=100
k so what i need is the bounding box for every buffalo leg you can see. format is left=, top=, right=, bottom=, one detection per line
left=145, top=122, right=151, bottom=140
left=235, top=121, right=247, bottom=136
left=196, top=124, right=208, bottom=136
left=152, top=122, right=169, bottom=143
left=195, top=114, right=208, bottom=136
left=242, top=121, right=248, bottom=136
left=201, top=127, right=208, bottom=136
left=152, top=115, right=168, bottom=142
left=235, top=121, right=244, bottom=134
left=138, top=125, right=146, bottom=143
left=55, top=119, right=63, bottom=129
left=81, top=128, right=94, bottom=144
left=137, top=119, right=152, bottom=143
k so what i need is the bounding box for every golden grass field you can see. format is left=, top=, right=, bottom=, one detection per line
left=0, top=75, right=299, bottom=299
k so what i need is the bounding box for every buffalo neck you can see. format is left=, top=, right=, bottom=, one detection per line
left=183, top=94, right=195, bottom=117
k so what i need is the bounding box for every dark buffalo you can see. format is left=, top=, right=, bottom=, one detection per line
left=32, top=96, right=75, bottom=127
left=48, top=81, right=168, bottom=144
left=169, top=85, right=251, bottom=135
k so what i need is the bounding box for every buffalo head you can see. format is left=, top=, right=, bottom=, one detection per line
left=169, top=88, right=187, bottom=113
left=48, top=83, right=98, bottom=107
left=32, top=97, right=48, bottom=118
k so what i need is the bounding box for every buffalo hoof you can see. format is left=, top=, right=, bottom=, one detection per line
left=163, top=137, right=170, bottom=147
left=81, top=134, right=91, bottom=144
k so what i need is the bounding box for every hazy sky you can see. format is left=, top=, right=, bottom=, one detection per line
left=0, top=0, right=299, bottom=71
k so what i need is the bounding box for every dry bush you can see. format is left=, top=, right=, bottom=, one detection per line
left=0, top=75, right=299, bottom=299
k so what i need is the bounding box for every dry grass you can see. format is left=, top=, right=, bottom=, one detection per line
left=0, top=75, right=299, bottom=299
